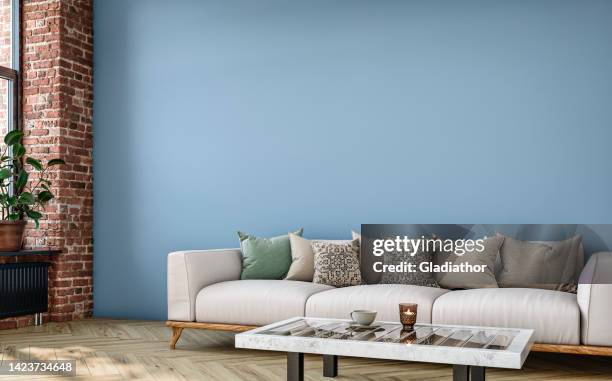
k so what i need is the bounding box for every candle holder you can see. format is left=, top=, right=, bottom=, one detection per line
left=399, top=303, right=418, bottom=330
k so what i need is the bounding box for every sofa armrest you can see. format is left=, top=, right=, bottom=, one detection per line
left=168, top=249, right=242, bottom=322
left=577, top=251, right=612, bottom=346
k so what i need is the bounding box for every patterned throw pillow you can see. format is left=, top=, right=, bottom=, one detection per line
left=311, top=239, right=361, bottom=287
left=380, top=245, right=439, bottom=288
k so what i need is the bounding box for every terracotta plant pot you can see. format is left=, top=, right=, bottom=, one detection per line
left=0, top=220, right=26, bottom=251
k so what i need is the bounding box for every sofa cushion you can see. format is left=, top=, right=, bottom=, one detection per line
left=305, top=284, right=449, bottom=323
left=432, top=288, right=580, bottom=345
left=195, top=280, right=333, bottom=326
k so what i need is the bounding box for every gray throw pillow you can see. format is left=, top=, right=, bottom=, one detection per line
left=312, top=239, right=361, bottom=287
left=380, top=245, right=439, bottom=288
left=435, top=236, right=504, bottom=289
left=497, top=235, right=584, bottom=292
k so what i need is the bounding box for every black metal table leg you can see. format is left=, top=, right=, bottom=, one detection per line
left=453, top=365, right=486, bottom=381
left=323, top=354, right=338, bottom=377
left=287, top=352, right=304, bottom=381
left=453, top=365, right=470, bottom=381
left=471, top=366, right=486, bottom=381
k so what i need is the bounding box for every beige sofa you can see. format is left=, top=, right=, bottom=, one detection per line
left=167, top=249, right=612, bottom=354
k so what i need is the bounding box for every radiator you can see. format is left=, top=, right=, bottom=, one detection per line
left=0, top=262, right=50, bottom=319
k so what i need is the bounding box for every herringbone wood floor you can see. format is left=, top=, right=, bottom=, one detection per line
left=0, top=319, right=610, bottom=380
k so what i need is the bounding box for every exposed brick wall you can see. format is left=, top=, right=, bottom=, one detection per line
left=0, top=0, right=93, bottom=329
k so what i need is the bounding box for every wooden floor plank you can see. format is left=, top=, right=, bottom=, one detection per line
left=105, top=352, right=154, bottom=380
left=1, top=344, right=30, bottom=361
left=54, top=347, right=91, bottom=377
left=0, top=318, right=610, bottom=380
left=137, top=355, right=186, bottom=381
left=82, top=351, right=121, bottom=377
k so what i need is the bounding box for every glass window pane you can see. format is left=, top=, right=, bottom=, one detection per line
left=0, top=78, right=8, bottom=137
left=0, top=78, right=9, bottom=163
left=0, top=0, right=12, bottom=68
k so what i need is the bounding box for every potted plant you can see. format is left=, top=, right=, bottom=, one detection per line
left=0, top=130, right=64, bottom=251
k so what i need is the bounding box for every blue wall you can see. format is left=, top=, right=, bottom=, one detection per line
left=93, top=0, right=612, bottom=319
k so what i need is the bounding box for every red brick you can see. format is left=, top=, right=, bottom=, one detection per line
left=0, top=320, right=17, bottom=330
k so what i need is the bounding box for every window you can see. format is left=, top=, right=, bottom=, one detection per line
left=0, top=0, right=19, bottom=143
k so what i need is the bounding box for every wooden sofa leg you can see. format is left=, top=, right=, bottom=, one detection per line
left=170, top=327, right=183, bottom=349
left=166, top=320, right=258, bottom=349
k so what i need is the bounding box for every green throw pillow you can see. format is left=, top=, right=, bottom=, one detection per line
left=238, top=228, right=304, bottom=279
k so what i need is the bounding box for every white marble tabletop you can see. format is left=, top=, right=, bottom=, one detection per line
left=235, top=317, right=534, bottom=369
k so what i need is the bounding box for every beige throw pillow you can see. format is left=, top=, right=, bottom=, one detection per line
left=286, top=233, right=316, bottom=281
left=435, top=235, right=504, bottom=289
left=286, top=234, right=350, bottom=282
left=497, top=235, right=584, bottom=292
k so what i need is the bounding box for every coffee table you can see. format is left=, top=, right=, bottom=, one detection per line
left=235, top=317, right=534, bottom=381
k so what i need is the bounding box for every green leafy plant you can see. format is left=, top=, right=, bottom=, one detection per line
left=0, top=130, right=65, bottom=228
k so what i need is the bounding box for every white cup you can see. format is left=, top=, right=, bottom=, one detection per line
left=350, top=310, right=377, bottom=326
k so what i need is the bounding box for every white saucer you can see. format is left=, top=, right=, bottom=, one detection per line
left=348, top=322, right=380, bottom=329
